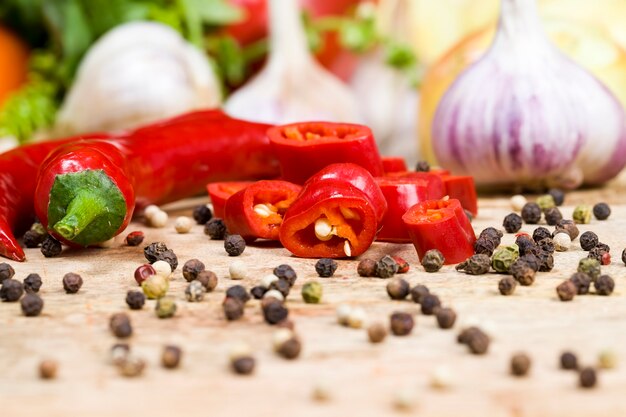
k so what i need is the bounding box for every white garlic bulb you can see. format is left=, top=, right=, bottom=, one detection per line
left=56, top=22, right=221, bottom=135
left=224, top=0, right=362, bottom=124
left=433, top=0, right=626, bottom=189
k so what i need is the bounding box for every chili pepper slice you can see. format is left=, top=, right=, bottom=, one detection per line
left=224, top=180, right=302, bottom=242
left=267, top=122, right=384, bottom=184
left=304, top=163, right=387, bottom=224
left=375, top=174, right=445, bottom=243
left=402, top=199, right=476, bottom=264
left=207, top=181, right=254, bottom=219
left=279, top=180, right=377, bottom=258
left=381, top=157, right=407, bottom=174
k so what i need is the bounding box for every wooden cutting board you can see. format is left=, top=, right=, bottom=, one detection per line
left=1, top=187, right=626, bottom=417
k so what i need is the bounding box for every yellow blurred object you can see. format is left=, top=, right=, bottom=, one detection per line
left=418, top=17, right=626, bottom=164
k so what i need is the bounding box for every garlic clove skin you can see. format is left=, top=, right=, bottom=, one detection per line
left=225, top=0, right=362, bottom=125
left=432, top=0, right=626, bottom=189
left=55, top=22, right=221, bottom=136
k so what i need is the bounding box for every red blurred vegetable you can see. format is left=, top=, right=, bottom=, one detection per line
left=381, top=157, right=408, bottom=174
left=375, top=174, right=444, bottom=243
left=207, top=181, right=254, bottom=219
left=224, top=180, right=302, bottom=241
left=33, top=110, right=279, bottom=248
left=268, top=122, right=383, bottom=184
left=402, top=199, right=476, bottom=264
left=439, top=175, right=478, bottom=217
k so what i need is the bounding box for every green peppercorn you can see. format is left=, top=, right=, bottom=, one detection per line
left=593, top=202, right=611, bottom=220
left=536, top=194, right=556, bottom=211
left=421, top=249, right=445, bottom=272
left=375, top=255, right=398, bottom=278
left=572, top=205, right=592, bottom=224
left=301, top=281, right=323, bottom=304
left=142, top=274, right=169, bottom=299
left=578, top=258, right=601, bottom=282
left=155, top=297, right=177, bottom=318
left=491, top=245, right=520, bottom=273
left=456, top=254, right=491, bottom=275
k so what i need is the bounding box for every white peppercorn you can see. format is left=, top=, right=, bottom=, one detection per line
left=174, top=216, right=193, bottom=233
left=229, top=260, right=248, bottom=280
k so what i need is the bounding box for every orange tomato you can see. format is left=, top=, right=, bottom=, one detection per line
left=0, top=26, right=29, bottom=107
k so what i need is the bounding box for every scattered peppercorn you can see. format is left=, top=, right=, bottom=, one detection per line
left=20, top=293, right=44, bottom=316
left=556, top=280, right=576, bottom=302
left=594, top=275, right=615, bottom=296
left=569, top=272, right=592, bottom=295
left=390, top=312, right=414, bottom=336
left=375, top=255, right=398, bottom=278
left=415, top=160, right=430, bottom=172
left=593, top=202, right=611, bottom=220
left=410, top=284, right=430, bottom=304
left=473, top=237, right=496, bottom=257
left=157, top=249, right=178, bottom=271
left=273, top=264, right=297, bottom=286
left=498, top=276, right=517, bottom=295
left=193, top=204, right=213, bottom=225
left=420, top=294, right=441, bottom=315
left=521, top=203, right=542, bottom=224
left=142, top=274, right=169, bottom=299
left=125, top=231, right=144, bottom=246
left=23, top=229, right=46, bottom=248
left=511, top=195, right=527, bottom=211
left=479, top=227, right=503, bottom=244
left=315, top=258, right=338, bottom=277
left=182, top=259, right=205, bottom=282
left=347, top=307, right=367, bottom=329
left=510, top=353, right=531, bottom=376
left=492, top=245, right=520, bottom=273
left=301, top=281, right=323, bottom=304
left=0, top=278, right=23, bottom=301
left=231, top=356, right=255, bottom=375
left=421, top=249, right=445, bottom=272
left=392, top=256, right=410, bottom=273
left=511, top=259, right=535, bottom=286
left=519, top=253, right=540, bottom=272
left=367, top=322, right=387, bottom=343
left=143, top=242, right=168, bottom=263
left=386, top=278, right=409, bottom=300
left=223, top=297, right=245, bottom=320
left=457, top=327, right=480, bottom=344
left=134, top=264, right=155, bottom=286
left=110, top=343, right=130, bottom=366
left=196, top=270, right=218, bottom=292
left=536, top=194, right=556, bottom=211
left=532, top=227, right=552, bottom=243
left=580, top=231, right=599, bottom=251
left=579, top=367, right=597, bottom=389
left=515, top=234, right=538, bottom=256
left=162, top=345, right=182, bottom=369
left=436, top=307, right=457, bottom=329
left=357, top=258, right=377, bottom=277
left=548, top=188, right=565, bottom=206
left=23, top=273, right=42, bottom=293
left=538, top=237, right=555, bottom=254
left=268, top=279, right=291, bottom=298
left=226, top=285, right=251, bottom=304
left=598, top=350, right=617, bottom=370
left=273, top=331, right=302, bottom=360
left=185, top=280, right=206, bottom=302
left=0, top=262, right=15, bottom=282
left=560, top=351, right=578, bottom=370
left=155, top=296, right=177, bottom=318
left=537, top=251, right=555, bottom=272
left=572, top=205, right=592, bottom=224
left=110, top=313, right=132, bottom=338
left=41, top=235, right=62, bottom=258
left=125, top=290, right=146, bottom=310
left=555, top=219, right=579, bottom=240
left=224, top=234, right=246, bottom=256
left=250, top=285, right=267, bottom=300
left=553, top=232, right=571, bottom=252
left=503, top=213, right=523, bottom=233
left=458, top=327, right=490, bottom=355
left=204, top=218, right=228, bottom=240
left=456, top=254, right=491, bottom=275
left=62, top=272, right=83, bottom=294
left=118, top=355, right=146, bottom=377
left=39, top=359, right=58, bottom=379
left=262, top=299, right=289, bottom=325
left=578, top=258, right=601, bottom=281
left=544, top=207, right=563, bottom=226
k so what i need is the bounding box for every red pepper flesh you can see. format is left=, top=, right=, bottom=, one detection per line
left=267, top=122, right=384, bottom=184
left=402, top=199, right=476, bottom=264
left=224, top=180, right=302, bottom=242
left=207, top=181, right=254, bottom=219
left=381, top=156, right=407, bottom=174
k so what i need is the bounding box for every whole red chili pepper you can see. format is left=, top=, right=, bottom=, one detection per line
left=267, top=122, right=384, bottom=184
left=0, top=133, right=112, bottom=261
left=402, top=199, right=476, bottom=264
left=279, top=180, right=378, bottom=258
left=207, top=181, right=254, bottom=219
left=34, top=110, right=280, bottom=247
left=224, top=180, right=302, bottom=242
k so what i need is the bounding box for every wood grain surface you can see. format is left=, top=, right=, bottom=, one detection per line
left=1, top=191, right=626, bottom=417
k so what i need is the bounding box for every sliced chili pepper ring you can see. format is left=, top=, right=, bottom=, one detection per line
left=207, top=181, right=254, bottom=219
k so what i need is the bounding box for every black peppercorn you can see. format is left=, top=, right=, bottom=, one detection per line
left=162, top=345, right=182, bottom=369
left=415, top=160, right=430, bottom=172
left=375, top=255, right=398, bottom=278
left=204, top=218, right=228, bottom=240
left=224, top=234, right=246, bottom=256
left=0, top=278, right=23, bottom=301
left=436, top=307, right=457, bottom=329
left=510, top=260, right=535, bottom=286
left=357, top=258, right=377, bottom=277
left=594, top=275, right=615, bottom=296
left=457, top=327, right=481, bottom=344
left=532, top=227, right=552, bottom=243
left=515, top=235, right=538, bottom=256
left=569, top=272, right=592, bottom=295
left=548, top=188, right=565, bottom=206
left=410, top=284, right=430, bottom=304
left=232, top=356, right=255, bottom=375
left=315, top=258, right=338, bottom=277
left=498, top=276, right=517, bottom=295
left=462, top=328, right=490, bottom=355
left=473, top=237, right=496, bottom=257
left=41, top=235, right=62, bottom=258
left=593, top=202, right=610, bottom=220
left=262, top=299, right=289, bottom=324
left=456, top=254, right=491, bottom=275
left=519, top=253, right=540, bottom=272
left=23, top=229, right=46, bottom=248
left=543, top=207, right=563, bottom=226
left=157, top=249, right=178, bottom=271
left=196, top=270, right=218, bottom=292
left=420, top=294, right=441, bottom=315
left=125, top=231, right=145, bottom=246
left=250, top=285, right=267, bottom=299
left=579, top=231, right=599, bottom=251
left=125, top=290, right=146, bottom=310
left=560, top=351, right=578, bottom=370
left=273, top=264, right=297, bottom=286
left=390, top=312, right=414, bottom=336
left=182, top=259, right=205, bottom=282
left=503, top=213, right=522, bottom=233
left=554, top=219, right=579, bottom=240
left=193, top=204, right=213, bottom=224
left=579, top=367, right=597, bottom=388
left=20, top=293, right=44, bottom=316
left=269, top=279, right=291, bottom=298
left=110, top=313, right=132, bottom=338
left=421, top=249, right=445, bottom=272
left=556, top=280, right=576, bottom=301
left=223, top=297, right=245, bottom=321
left=23, top=273, right=43, bottom=293
left=521, top=203, right=542, bottom=224
left=226, top=285, right=251, bottom=304
left=0, top=262, right=15, bottom=282
left=144, top=242, right=168, bottom=263
left=538, top=238, right=555, bottom=254
left=386, top=278, right=410, bottom=300
left=537, top=251, right=555, bottom=272
left=479, top=227, right=503, bottom=243
left=511, top=353, right=531, bottom=376
left=62, top=272, right=83, bottom=294
left=588, top=246, right=609, bottom=263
